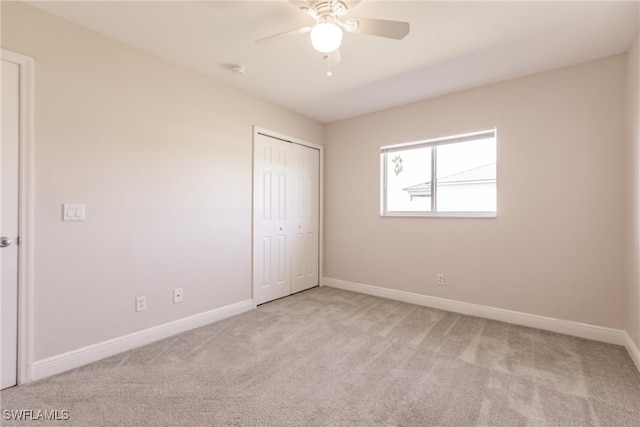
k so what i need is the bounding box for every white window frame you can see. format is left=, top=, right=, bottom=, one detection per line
left=380, top=129, right=497, bottom=218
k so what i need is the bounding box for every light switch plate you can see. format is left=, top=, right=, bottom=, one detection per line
left=63, top=204, right=86, bottom=221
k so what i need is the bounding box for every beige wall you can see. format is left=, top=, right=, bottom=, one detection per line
left=1, top=2, right=323, bottom=360
left=324, top=55, right=628, bottom=329
left=626, top=30, right=640, bottom=349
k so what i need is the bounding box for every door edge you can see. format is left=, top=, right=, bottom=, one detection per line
left=1, top=49, right=35, bottom=386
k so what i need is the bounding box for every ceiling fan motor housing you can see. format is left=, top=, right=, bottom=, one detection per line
left=311, top=1, right=349, bottom=17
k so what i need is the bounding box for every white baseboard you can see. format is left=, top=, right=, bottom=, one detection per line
left=322, top=277, right=627, bottom=347
left=31, top=299, right=253, bottom=382
left=624, top=331, right=640, bottom=373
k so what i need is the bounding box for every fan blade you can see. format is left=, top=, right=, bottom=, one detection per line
left=344, top=17, right=410, bottom=40
left=255, top=26, right=312, bottom=45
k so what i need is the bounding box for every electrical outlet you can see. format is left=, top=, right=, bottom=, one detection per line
left=437, top=274, right=445, bottom=286
left=173, top=288, right=183, bottom=304
left=136, top=296, right=147, bottom=312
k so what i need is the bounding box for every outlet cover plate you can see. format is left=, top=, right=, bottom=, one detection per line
left=136, top=296, right=147, bottom=312
left=173, top=288, right=183, bottom=304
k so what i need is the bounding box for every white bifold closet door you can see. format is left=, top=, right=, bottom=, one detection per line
left=253, top=133, right=319, bottom=305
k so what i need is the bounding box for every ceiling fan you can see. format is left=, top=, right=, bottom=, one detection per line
left=256, top=0, right=410, bottom=76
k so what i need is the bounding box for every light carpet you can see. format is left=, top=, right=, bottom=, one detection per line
left=1, top=286, right=639, bottom=426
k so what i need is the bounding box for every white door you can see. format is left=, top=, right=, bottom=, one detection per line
left=253, top=134, right=292, bottom=305
left=1, top=59, right=21, bottom=389
left=291, top=143, right=319, bottom=293
left=253, top=133, right=320, bottom=304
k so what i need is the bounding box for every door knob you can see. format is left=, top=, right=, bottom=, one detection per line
left=0, top=237, right=13, bottom=248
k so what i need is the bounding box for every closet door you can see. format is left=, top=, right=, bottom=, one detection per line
left=253, top=132, right=320, bottom=305
left=291, top=143, right=320, bottom=293
left=253, top=134, right=292, bottom=305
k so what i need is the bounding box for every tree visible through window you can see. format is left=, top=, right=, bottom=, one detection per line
left=381, top=129, right=497, bottom=216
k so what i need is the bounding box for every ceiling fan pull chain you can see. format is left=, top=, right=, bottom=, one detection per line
left=323, top=54, right=333, bottom=77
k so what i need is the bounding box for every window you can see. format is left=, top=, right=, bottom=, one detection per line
left=381, top=129, right=496, bottom=217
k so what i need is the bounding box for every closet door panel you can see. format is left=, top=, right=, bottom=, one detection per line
left=253, top=135, right=291, bottom=304
left=291, top=143, right=320, bottom=293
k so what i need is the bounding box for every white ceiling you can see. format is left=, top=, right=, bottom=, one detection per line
left=26, top=1, right=640, bottom=123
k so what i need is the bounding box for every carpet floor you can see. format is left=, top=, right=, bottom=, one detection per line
left=1, top=286, right=639, bottom=426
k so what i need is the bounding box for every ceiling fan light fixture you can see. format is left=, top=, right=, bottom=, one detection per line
left=310, top=21, right=343, bottom=53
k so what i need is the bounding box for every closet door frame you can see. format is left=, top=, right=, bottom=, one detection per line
left=252, top=127, right=323, bottom=306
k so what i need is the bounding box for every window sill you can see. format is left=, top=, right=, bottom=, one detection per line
left=381, top=211, right=497, bottom=218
